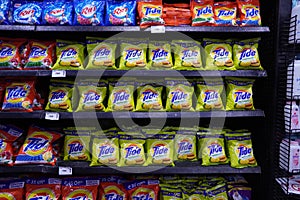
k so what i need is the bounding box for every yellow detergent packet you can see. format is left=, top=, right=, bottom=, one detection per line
left=166, top=79, right=194, bottom=111
left=90, top=133, right=119, bottom=166
left=174, top=130, right=197, bottom=162
left=86, top=37, right=117, bottom=70
left=45, top=79, right=73, bottom=112
left=118, top=132, right=146, bottom=166
left=173, top=40, right=203, bottom=70
left=233, top=38, right=263, bottom=70
left=225, top=131, right=257, bottom=168
left=136, top=80, right=164, bottom=111
left=106, top=79, right=135, bottom=111
left=145, top=130, right=175, bottom=166
left=161, top=187, right=183, bottom=200
left=53, top=40, right=85, bottom=70
left=119, top=38, right=148, bottom=70
left=75, top=80, right=107, bottom=112
left=196, top=78, right=225, bottom=111
left=148, top=41, right=173, bottom=69
left=63, top=133, right=91, bottom=161
left=225, top=78, right=255, bottom=110
left=206, top=183, right=228, bottom=200
left=203, top=38, right=235, bottom=70
left=197, top=130, right=228, bottom=166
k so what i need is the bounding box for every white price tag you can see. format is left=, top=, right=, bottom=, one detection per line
left=59, top=167, right=72, bottom=175
left=52, top=70, right=66, bottom=77
left=45, top=112, right=59, bottom=120
left=151, top=26, right=165, bottom=33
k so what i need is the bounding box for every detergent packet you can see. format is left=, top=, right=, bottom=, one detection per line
left=63, top=133, right=91, bottom=161
left=138, top=0, right=164, bottom=28
left=0, top=179, right=24, bottom=200
left=237, top=0, right=261, bottom=26
left=191, top=0, right=215, bottom=26
left=214, top=1, right=237, bottom=26
left=42, top=0, right=73, bottom=25
left=0, top=0, right=11, bottom=25
left=106, top=0, right=137, bottom=26
left=13, top=1, right=42, bottom=25
left=148, top=41, right=173, bottom=69
left=25, top=178, right=61, bottom=200
left=174, top=130, right=197, bottom=162
left=0, top=39, right=26, bottom=70
left=125, top=180, right=160, bottom=200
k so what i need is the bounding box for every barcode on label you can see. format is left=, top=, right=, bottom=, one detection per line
left=45, top=112, right=59, bottom=120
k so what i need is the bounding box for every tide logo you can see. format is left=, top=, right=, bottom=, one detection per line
left=0, top=45, right=14, bottom=59
left=182, top=49, right=198, bottom=60
left=125, top=144, right=141, bottom=159
left=50, top=90, right=66, bottom=102
left=170, top=89, right=188, bottom=103
left=178, top=139, right=193, bottom=154
left=113, top=6, right=128, bottom=18
left=216, top=7, right=236, bottom=20
left=6, top=85, right=30, bottom=102
left=0, top=192, right=16, bottom=200
left=233, top=90, right=251, bottom=103
left=125, top=48, right=142, bottom=60
left=94, top=47, right=111, bottom=58
left=152, top=48, right=168, bottom=60
left=104, top=185, right=125, bottom=200
left=27, top=188, right=56, bottom=200
left=143, top=5, right=162, bottom=17
left=68, top=140, right=84, bottom=155
left=0, top=139, right=6, bottom=153
left=81, top=4, right=96, bottom=18
left=212, top=47, right=229, bottom=60
left=83, top=91, right=100, bottom=104
left=131, top=189, right=155, bottom=200
left=195, top=5, right=213, bottom=17
left=203, top=90, right=219, bottom=103
left=29, top=45, right=47, bottom=59
left=23, top=132, right=52, bottom=156
left=19, top=8, right=35, bottom=19
left=50, top=8, right=64, bottom=17
left=208, top=142, right=223, bottom=157
left=242, top=5, right=260, bottom=19
left=66, top=189, right=93, bottom=200
left=98, top=144, right=115, bottom=158
left=113, top=90, right=129, bottom=104
left=239, top=48, right=256, bottom=60
left=142, top=89, right=158, bottom=102
left=152, top=143, right=168, bottom=157
left=61, top=48, right=78, bottom=59
left=236, top=144, right=252, bottom=159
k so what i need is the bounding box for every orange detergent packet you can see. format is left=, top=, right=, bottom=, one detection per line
left=14, top=125, right=62, bottom=165
left=24, top=41, right=55, bottom=70
left=125, top=180, right=160, bottom=200
left=138, top=0, right=164, bottom=28
left=101, top=182, right=128, bottom=200
left=214, top=1, right=237, bottom=26
left=0, top=39, right=25, bottom=70
left=25, top=178, right=61, bottom=200
left=237, top=0, right=261, bottom=26
left=0, top=179, right=25, bottom=199
left=191, top=0, right=215, bottom=26
left=2, top=78, right=36, bottom=112
left=62, top=177, right=99, bottom=200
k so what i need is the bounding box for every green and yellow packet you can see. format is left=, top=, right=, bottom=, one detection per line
left=136, top=80, right=164, bottom=111
left=119, top=38, right=148, bottom=70
left=173, top=40, right=203, bottom=70
left=90, top=133, right=119, bottom=166
left=206, top=183, right=228, bottom=200
left=86, top=37, right=117, bottom=70
left=197, top=131, right=228, bottom=166
left=63, top=133, right=91, bottom=161
left=203, top=38, right=235, bottom=71
left=225, top=131, right=257, bottom=168
left=148, top=41, right=173, bottom=69
left=45, top=79, right=73, bottom=112
left=225, top=78, right=255, bottom=111
left=145, top=130, right=175, bottom=166
left=106, top=79, right=135, bottom=111
left=75, top=80, right=107, bottom=112
left=182, top=189, right=206, bottom=200
left=53, top=40, right=85, bottom=70
left=233, top=38, right=263, bottom=70
left=196, top=78, right=225, bottom=111
left=174, top=130, right=197, bottom=162
left=165, top=79, right=194, bottom=111
left=160, top=187, right=183, bottom=200
left=118, top=132, right=146, bottom=166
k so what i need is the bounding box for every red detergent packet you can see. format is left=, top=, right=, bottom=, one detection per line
left=25, top=178, right=61, bottom=200
left=0, top=82, right=7, bottom=110
left=214, top=1, right=237, bottom=26
left=62, top=177, right=99, bottom=200
left=237, top=0, right=261, bottom=26
left=14, top=125, right=62, bottom=165
left=191, top=0, right=215, bottom=26
left=125, top=179, right=160, bottom=200
left=0, top=179, right=25, bottom=199
left=32, top=89, right=44, bottom=111
left=2, top=78, right=36, bottom=112
left=99, top=176, right=128, bottom=200
left=138, top=0, right=164, bottom=28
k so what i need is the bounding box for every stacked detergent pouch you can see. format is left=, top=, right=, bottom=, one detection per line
left=13, top=0, right=43, bottom=25
left=42, top=0, right=73, bottom=25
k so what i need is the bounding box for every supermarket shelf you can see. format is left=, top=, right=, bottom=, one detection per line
left=0, top=112, right=43, bottom=119
left=35, top=26, right=141, bottom=32
left=0, top=70, right=268, bottom=77
left=0, top=165, right=58, bottom=174
left=0, top=25, right=35, bottom=31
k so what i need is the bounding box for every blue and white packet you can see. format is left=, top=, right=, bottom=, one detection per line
left=0, top=0, right=11, bottom=25
left=13, top=1, right=42, bottom=25
left=105, top=0, right=136, bottom=26
left=73, top=0, right=105, bottom=26
left=42, top=0, right=73, bottom=25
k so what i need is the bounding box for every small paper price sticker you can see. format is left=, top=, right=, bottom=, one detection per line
left=59, top=167, right=72, bottom=175
left=45, top=112, right=59, bottom=120
left=151, top=25, right=165, bottom=33
left=52, top=70, right=66, bottom=77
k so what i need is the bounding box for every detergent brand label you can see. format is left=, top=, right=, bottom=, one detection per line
left=177, top=139, right=193, bottom=155
left=194, top=5, right=213, bottom=18
left=152, top=48, right=169, bottom=62
left=93, top=46, right=112, bottom=62
left=104, top=186, right=125, bottom=200
left=242, top=5, right=260, bottom=20
left=170, top=89, right=188, bottom=105
left=233, top=90, right=251, bottom=104
left=0, top=192, right=16, bottom=200
left=14, top=3, right=42, bottom=24
left=0, top=43, right=15, bottom=62
left=23, top=132, right=52, bottom=156
left=211, top=47, right=230, bottom=61
left=50, top=8, right=64, bottom=17
left=142, top=5, right=162, bottom=17
left=19, top=8, right=35, bottom=19
left=66, top=189, right=93, bottom=200
left=203, top=90, right=219, bottom=104
left=113, top=89, right=130, bottom=105
left=6, top=84, right=30, bottom=103
left=239, top=48, right=256, bottom=62
left=97, top=143, right=116, bottom=160
left=29, top=44, right=48, bottom=62
left=81, top=4, right=96, bottom=18
left=207, top=142, right=223, bottom=158
left=125, top=144, right=142, bottom=160
left=236, top=144, right=252, bottom=160
left=60, top=48, right=78, bottom=61
left=27, top=188, right=56, bottom=200
left=124, top=48, right=143, bottom=62
left=67, top=138, right=85, bottom=157
left=131, top=188, right=155, bottom=200
left=151, top=142, right=169, bottom=160
left=181, top=49, right=199, bottom=62
left=215, top=7, right=236, bottom=20
left=142, top=89, right=158, bottom=104
left=83, top=91, right=101, bottom=106
left=113, top=6, right=128, bottom=18
left=49, top=89, right=67, bottom=104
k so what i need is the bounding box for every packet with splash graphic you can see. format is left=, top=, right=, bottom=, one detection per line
left=42, top=0, right=73, bottom=25
left=149, top=41, right=173, bottom=69
left=237, top=0, right=261, bottom=26
left=214, top=1, right=237, bottom=26
left=0, top=0, right=11, bottom=25
left=13, top=1, right=42, bottom=25
left=25, top=178, right=61, bottom=200
left=100, top=179, right=128, bottom=200
left=174, top=130, right=197, bottom=162
left=0, top=39, right=25, bottom=70
left=138, top=0, right=164, bottom=28
left=63, top=133, right=91, bottom=161
left=0, top=179, right=24, bottom=200
left=125, top=179, right=160, bottom=200
left=106, top=0, right=137, bottom=26
left=160, top=187, right=183, bottom=200
left=191, top=0, right=215, bottom=26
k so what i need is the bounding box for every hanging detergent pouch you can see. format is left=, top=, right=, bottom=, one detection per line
left=42, top=0, right=73, bottom=25
left=225, top=78, right=255, bottom=110
left=237, top=0, right=261, bottom=26
left=214, top=1, right=237, bottom=26
left=53, top=40, right=85, bottom=70
left=119, top=39, right=148, bottom=70
left=106, top=0, right=137, bottom=26
left=166, top=79, right=194, bottom=111
left=203, top=38, right=235, bottom=70
left=13, top=1, right=42, bottom=25
left=86, top=37, right=117, bottom=69
left=149, top=41, right=173, bottom=69
left=119, top=132, right=146, bottom=166
left=0, top=0, right=11, bottom=25
left=196, top=78, right=225, bottom=111
left=63, top=133, right=91, bottom=161
left=125, top=180, right=160, bottom=200
left=0, top=39, right=26, bottom=70
left=191, top=0, right=215, bottom=26
left=73, top=0, right=105, bottom=25
left=62, top=178, right=99, bottom=200
left=107, top=79, right=135, bottom=111
left=25, top=178, right=61, bottom=200
left=0, top=179, right=24, bottom=200
left=173, top=40, right=203, bottom=70
left=233, top=38, right=263, bottom=70
left=138, top=0, right=164, bottom=28
left=174, top=130, right=197, bottom=162
left=160, top=187, right=183, bottom=200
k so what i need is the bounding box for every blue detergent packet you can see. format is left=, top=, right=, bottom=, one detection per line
left=13, top=1, right=42, bottom=25
left=42, top=0, right=73, bottom=25
left=73, top=0, right=105, bottom=26
left=0, top=0, right=11, bottom=25
left=105, top=0, right=136, bottom=26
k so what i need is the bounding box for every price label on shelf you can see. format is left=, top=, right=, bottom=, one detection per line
left=52, top=70, right=66, bottom=77
left=59, top=167, right=72, bottom=175
left=151, top=26, right=165, bottom=33
left=45, top=112, right=60, bottom=120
